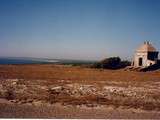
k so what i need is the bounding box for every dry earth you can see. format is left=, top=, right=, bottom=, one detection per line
left=0, top=64, right=160, bottom=118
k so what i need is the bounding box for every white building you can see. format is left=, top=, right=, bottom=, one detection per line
left=133, top=41, right=159, bottom=68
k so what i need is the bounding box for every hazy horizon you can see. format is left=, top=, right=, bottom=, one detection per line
left=0, top=0, right=160, bottom=60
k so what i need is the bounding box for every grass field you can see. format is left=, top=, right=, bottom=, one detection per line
left=0, top=64, right=160, bottom=118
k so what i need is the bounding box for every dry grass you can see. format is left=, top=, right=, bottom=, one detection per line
left=0, top=64, right=160, bottom=111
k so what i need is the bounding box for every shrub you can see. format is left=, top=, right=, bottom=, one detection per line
left=92, top=62, right=102, bottom=68
left=101, top=57, right=121, bottom=69
left=120, top=60, right=131, bottom=68
left=92, top=57, right=131, bottom=69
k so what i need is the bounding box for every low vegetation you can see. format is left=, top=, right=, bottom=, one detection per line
left=0, top=64, right=160, bottom=111
left=92, top=57, right=131, bottom=69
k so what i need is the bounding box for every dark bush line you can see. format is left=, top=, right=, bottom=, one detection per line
left=92, top=57, right=131, bottom=69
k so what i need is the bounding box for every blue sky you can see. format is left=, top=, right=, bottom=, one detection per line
left=0, top=0, right=160, bottom=60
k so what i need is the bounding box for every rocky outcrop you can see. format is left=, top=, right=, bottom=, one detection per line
left=0, top=79, right=160, bottom=110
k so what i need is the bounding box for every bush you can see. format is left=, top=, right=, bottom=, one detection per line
left=120, top=60, right=131, bottom=68
left=101, top=57, right=121, bottom=69
left=92, top=57, right=131, bottom=69
left=92, top=62, right=102, bottom=68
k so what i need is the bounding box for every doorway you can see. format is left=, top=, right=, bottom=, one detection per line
left=139, top=57, right=143, bottom=66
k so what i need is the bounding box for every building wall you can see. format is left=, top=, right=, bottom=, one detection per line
left=134, top=52, right=147, bottom=67
left=134, top=51, right=157, bottom=67
left=146, top=60, right=156, bottom=66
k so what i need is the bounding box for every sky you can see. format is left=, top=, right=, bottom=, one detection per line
left=0, top=0, right=160, bottom=60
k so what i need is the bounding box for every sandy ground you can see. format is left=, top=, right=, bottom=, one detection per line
left=0, top=64, right=160, bottom=118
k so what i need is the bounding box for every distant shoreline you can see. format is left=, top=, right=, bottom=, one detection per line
left=0, top=57, right=96, bottom=65
left=0, top=58, right=59, bottom=65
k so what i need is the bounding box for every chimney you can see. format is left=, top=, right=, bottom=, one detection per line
left=144, top=41, right=150, bottom=45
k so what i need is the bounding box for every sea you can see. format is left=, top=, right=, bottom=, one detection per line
left=0, top=58, right=59, bottom=65
left=0, top=57, right=96, bottom=65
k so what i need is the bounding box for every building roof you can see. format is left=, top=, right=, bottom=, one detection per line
left=136, top=41, right=157, bottom=52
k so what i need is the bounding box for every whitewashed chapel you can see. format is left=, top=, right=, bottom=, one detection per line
left=132, top=41, right=159, bottom=68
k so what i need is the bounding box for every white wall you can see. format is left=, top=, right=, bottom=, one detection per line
left=134, top=52, right=148, bottom=67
